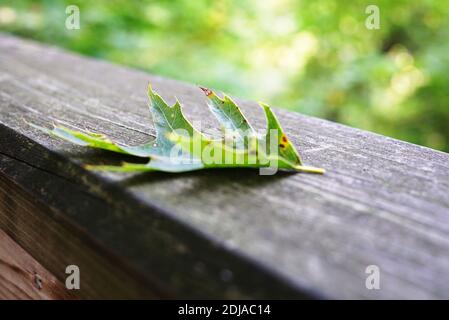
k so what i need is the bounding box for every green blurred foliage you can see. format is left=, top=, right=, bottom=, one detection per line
left=1, top=0, right=448, bottom=151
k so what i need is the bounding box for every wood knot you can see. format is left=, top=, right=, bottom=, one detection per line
left=34, top=273, right=43, bottom=290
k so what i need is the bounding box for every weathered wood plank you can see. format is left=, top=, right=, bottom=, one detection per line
left=0, top=228, right=75, bottom=300
left=0, top=160, right=168, bottom=299
left=1, top=33, right=449, bottom=299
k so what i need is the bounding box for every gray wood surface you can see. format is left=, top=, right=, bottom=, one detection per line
left=1, top=33, right=449, bottom=299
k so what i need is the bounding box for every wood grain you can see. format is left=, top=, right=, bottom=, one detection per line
left=0, top=159, right=169, bottom=299
left=1, top=33, right=449, bottom=299
left=0, top=228, right=75, bottom=299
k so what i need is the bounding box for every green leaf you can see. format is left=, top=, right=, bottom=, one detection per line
left=167, top=131, right=261, bottom=169
left=201, top=87, right=253, bottom=144
left=86, top=155, right=204, bottom=173
left=145, top=85, right=212, bottom=156
left=29, top=84, right=325, bottom=174
left=260, top=103, right=303, bottom=166
left=28, top=122, right=128, bottom=154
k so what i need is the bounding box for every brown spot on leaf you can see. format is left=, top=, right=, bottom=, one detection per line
left=199, top=86, right=213, bottom=97
left=279, top=143, right=286, bottom=149
left=281, top=135, right=288, bottom=143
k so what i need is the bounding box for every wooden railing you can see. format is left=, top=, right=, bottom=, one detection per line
left=1, top=33, right=449, bottom=299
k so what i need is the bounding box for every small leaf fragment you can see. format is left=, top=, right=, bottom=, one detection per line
left=86, top=155, right=204, bottom=173
left=201, top=87, right=253, bottom=144
left=260, top=103, right=303, bottom=166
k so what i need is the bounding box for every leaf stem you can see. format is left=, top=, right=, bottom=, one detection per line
left=293, top=165, right=326, bottom=174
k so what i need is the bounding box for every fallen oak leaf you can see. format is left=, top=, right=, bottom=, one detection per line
left=28, top=84, right=325, bottom=174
